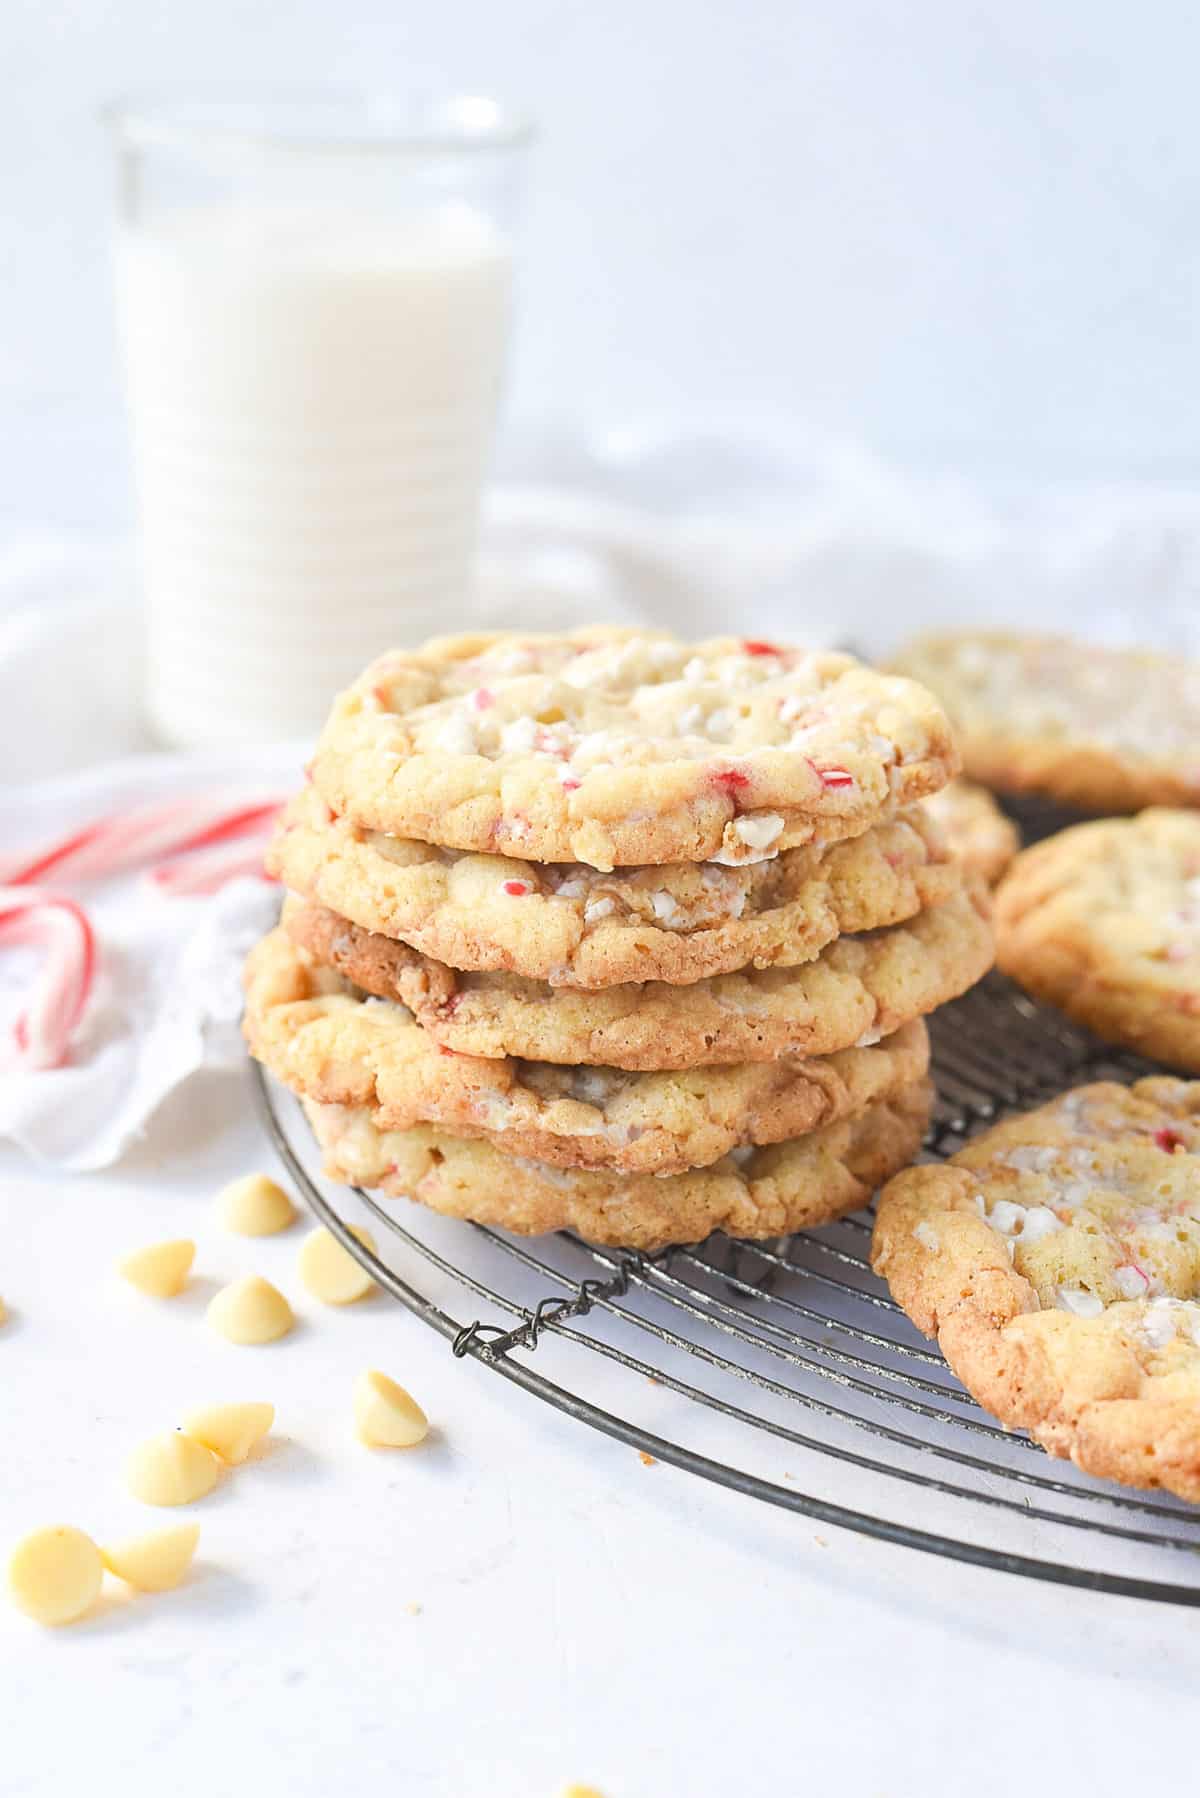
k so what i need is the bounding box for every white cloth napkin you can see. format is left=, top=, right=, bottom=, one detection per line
left=5, top=431, right=1200, bottom=1168
left=0, top=754, right=299, bottom=1169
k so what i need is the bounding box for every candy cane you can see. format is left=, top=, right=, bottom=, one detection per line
left=147, top=839, right=280, bottom=898
left=1, top=797, right=285, bottom=889
left=0, top=888, right=97, bottom=1072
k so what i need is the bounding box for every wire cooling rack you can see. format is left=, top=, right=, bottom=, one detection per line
left=251, top=804, right=1200, bottom=1607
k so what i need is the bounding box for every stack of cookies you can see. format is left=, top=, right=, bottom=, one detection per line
left=244, top=628, right=994, bottom=1251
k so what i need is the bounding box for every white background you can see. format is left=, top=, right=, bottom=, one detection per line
left=4, top=6, right=1200, bottom=1793
left=6, top=0, right=1200, bottom=540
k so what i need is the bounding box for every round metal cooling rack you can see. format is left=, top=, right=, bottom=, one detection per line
left=251, top=805, right=1200, bottom=1607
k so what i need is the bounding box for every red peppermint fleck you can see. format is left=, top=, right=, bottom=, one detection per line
left=385, top=1162, right=399, bottom=1177
left=561, top=776, right=581, bottom=792
left=1155, top=1126, right=1187, bottom=1153
left=813, top=765, right=854, bottom=790
left=743, top=639, right=781, bottom=657
left=442, top=993, right=463, bottom=1017
left=470, top=686, right=495, bottom=711
left=502, top=879, right=532, bottom=897
left=437, top=1044, right=458, bottom=1057
left=712, top=767, right=751, bottom=795
left=371, top=684, right=391, bottom=708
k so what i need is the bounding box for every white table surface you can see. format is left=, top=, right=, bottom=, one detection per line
left=1, top=1060, right=1196, bottom=1797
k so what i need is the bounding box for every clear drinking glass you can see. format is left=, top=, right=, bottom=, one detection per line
left=108, top=92, right=532, bottom=747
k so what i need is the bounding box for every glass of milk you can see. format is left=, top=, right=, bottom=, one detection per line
left=108, top=92, right=531, bottom=747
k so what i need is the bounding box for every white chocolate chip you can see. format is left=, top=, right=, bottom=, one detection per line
left=298, top=1226, right=376, bottom=1305
left=207, top=1275, right=295, bottom=1345
left=986, top=1200, right=1026, bottom=1237
left=732, top=814, right=784, bottom=852
left=650, top=890, right=680, bottom=923
left=118, top=1238, right=195, bottom=1298
left=8, top=1526, right=103, bottom=1626
left=1054, top=1287, right=1105, bottom=1318
left=126, top=1433, right=221, bottom=1506
left=353, top=1370, right=429, bottom=1448
left=913, top=1221, right=940, bottom=1250
left=1016, top=1206, right=1063, bottom=1244
left=568, top=1067, right=625, bottom=1107
left=583, top=896, right=617, bottom=924
left=500, top=716, right=540, bottom=755
left=182, top=1402, right=275, bottom=1466
left=216, top=1173, right=297, bottom=1237
left=431, top=710, right=479, bottom=756
left=101, top=1525, right=200, bottom=1593
left=999, top=1146, right=1062, bottom=1174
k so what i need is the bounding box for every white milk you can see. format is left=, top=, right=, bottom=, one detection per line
left=116, top=204, right=513, bottom=746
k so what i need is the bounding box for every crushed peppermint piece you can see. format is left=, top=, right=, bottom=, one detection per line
left=712, top=767, right=751, bottom=795
left=814, top=766, right=854, bottom=790
left=1154, top=1126, right=1187, bottom=1153
left=1114, top=1264, right=1151, bottom=1299
left=501, top=879, right=532, bottom=897
left=468, top=686, right=495, bottom=711
left=742, top=640, right=781, bottom=657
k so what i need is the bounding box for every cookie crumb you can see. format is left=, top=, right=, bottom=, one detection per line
left=637, top=1451, right=656, bottom=1467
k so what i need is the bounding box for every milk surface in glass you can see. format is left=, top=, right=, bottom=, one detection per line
left=117, top=199, right=513, bottom=745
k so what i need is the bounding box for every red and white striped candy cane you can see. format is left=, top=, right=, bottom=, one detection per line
left=0, top=795, right=284, bottom=889
left=0, top=887, right=97, bottom=1072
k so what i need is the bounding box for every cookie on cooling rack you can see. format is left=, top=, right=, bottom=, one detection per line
left=995, top=809, right=1200, bottom=1071
left=872, top=1078, right=1200, bottom=1501
left=301, top=1079, right=934, bottom=1251
left=269, top=787, right=964, bottom=989
left=308, top=628, right=959, bottom=870
left=244, top=925, right=930, bottom=1175
left=923, top=779, right=1019, bottom=886
left=892, top=630, right=1200, bottom=814
left=280, top=882, right=994, bottom=1070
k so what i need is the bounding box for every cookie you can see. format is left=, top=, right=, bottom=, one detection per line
left=283, top=881, right=994, bottom=1070
left=923, top=779, right=1019, bottom=886
left=872, top=1079, right=1200, bottom=1501
left=269, top=786, right=963, bottom=989
left=893, top=630, right=1200, bottom=814
left=310, top=628, right=958, bottom=870
left=301, top=1079, right=934, bottom=1251
left=995, top=809, right=1200, bottom=1071
left=244, top=924, right=930, bottom=1174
